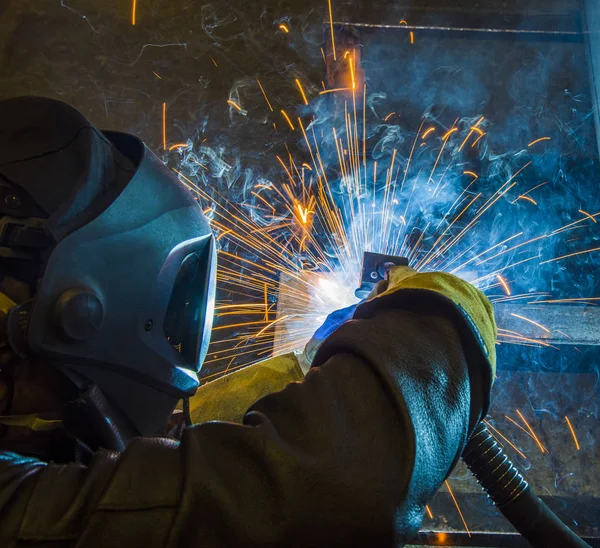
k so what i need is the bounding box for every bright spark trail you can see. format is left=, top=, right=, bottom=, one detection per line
left=170, top=81, right=600, bottom=373
left=158, top=4, right=600, bottom=539
left=9, top=0, right=599, bottom=539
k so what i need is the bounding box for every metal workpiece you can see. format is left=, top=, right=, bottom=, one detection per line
left=494, top=303, right=600, bottom=346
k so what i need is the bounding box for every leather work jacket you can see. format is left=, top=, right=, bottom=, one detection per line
left=0, top=288, right=493, bottom=546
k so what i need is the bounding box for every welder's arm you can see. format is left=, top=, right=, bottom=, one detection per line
left=0, top=308, right=485, bottom=547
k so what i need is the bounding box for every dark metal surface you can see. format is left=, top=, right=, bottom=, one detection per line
left=331, top=7, right=584, bottom=36
left=415, top=492, right=600, bottom=546
left=411, top=531, right=599, bottom=547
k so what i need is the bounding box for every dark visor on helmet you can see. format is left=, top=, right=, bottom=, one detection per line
left=164, top=244, right=214, bottom=371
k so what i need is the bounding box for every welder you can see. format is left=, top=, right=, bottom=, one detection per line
left=0, top=96, right=496, bottom=547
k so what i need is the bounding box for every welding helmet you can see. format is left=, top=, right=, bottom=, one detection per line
left=0, top=97, right=215, bottom=449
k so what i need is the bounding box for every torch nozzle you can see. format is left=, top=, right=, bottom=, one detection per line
left=355, top=252, right=409, bottom=298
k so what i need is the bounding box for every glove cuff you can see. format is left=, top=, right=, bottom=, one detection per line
left=355, top=286, right=495, bottom=417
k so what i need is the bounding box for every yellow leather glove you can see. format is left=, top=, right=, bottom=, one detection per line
left=0, top=292, right=16, bottom=351
left=0, top=292, right=16, bottom=316
left=359, top=265, right=497, bottom=386
left=188, top=353, right=304, bottom=424
left=189, top=267, right=496, bottom=426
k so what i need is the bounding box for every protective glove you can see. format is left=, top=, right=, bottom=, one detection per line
left=355, top=264, right=497, bottom=414
left=0, top=291, right=16, bottom=350
left=187, top=353, right=305, bottom=425
left=301, top=268, right=421, bottom=367
left=361, top=266, right=496, bottom=372
left=303, top=303, right=359, bottom=366
left=305, top=265, right=497, bottom=413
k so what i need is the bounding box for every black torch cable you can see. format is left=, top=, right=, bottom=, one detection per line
left=462, top=422, right=591, bottom=548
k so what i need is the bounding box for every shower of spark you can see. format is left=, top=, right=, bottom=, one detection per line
left=172, top=81, right=599, bottom=376
left=157, top=5, right=600, bottom=536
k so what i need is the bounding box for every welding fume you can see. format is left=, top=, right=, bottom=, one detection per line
left=0, top=96, right=590, bottom=547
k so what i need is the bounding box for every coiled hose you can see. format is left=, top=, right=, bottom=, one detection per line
left=462, top=422, right=591, bottom=548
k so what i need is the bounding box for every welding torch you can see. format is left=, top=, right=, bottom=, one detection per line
left=357, top=252, right=590, bottom=548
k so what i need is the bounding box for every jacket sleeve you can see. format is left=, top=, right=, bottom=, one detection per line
left=0, top=308, right=484, bottom=548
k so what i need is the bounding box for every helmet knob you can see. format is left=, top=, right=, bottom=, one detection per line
left=55, top=289, right=104, bottom=341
